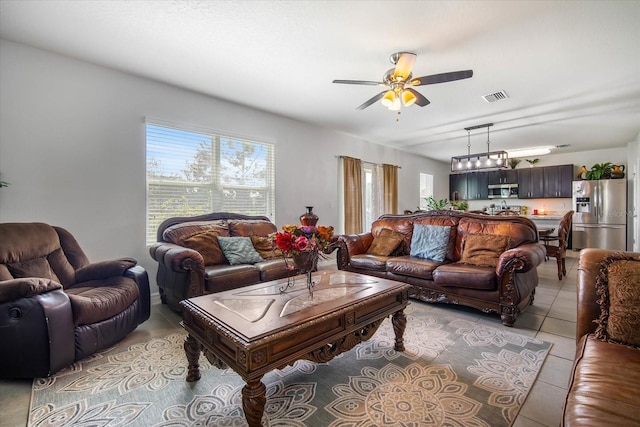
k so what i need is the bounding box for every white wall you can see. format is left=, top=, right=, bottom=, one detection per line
left=628, top=132, right=640, bottom=251
left=0, top=39, right=450, bottom=292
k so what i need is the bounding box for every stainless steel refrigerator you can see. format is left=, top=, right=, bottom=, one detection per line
left=572, top=179, right=627, bottom=251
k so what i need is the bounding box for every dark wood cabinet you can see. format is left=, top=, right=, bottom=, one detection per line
left=488, top=169, right=518, bottom=185
left=449, top=173, right=467, bottom=201
left=543, top=164, right=573, bottom=198
left=467, top=171, right=488, bottom=200
left=451, top=164, right=573, bottom=201
left=518, top=168, right=545, bottom=198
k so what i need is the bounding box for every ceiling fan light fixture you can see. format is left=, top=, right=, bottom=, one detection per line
left=401, top=90, right=417, bottom=107
left=381, top=90, right=396, bottom=107
left=389, top=96, right=401, bottom=111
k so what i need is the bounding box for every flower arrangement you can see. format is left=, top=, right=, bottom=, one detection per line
left=271, top=224, right=334, bottom=256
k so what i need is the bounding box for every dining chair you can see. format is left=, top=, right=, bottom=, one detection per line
left=539, top=210, right=574, bottom=280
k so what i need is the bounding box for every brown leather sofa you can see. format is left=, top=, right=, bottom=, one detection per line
left=562, top=248, right=640, bottom=426
left=0, top=222, right=150, bottom=378
left=149, top=212, right=293, bottom=312
left=336, top=210, right=546, bottom=326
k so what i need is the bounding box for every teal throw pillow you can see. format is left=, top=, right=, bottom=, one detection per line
left=410, top=224, right=451, bottom=262
left=217, top=236, right=264, bottom=265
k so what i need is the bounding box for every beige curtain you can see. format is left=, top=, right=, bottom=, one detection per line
left=383, top=163, right=398, bottom=214
left=343, top=156, right=363, bottom=234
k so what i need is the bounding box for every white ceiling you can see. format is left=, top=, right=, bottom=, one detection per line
left=1, top=1, right=639, bottom=163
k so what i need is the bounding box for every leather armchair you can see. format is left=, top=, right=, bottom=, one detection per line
left=0, top=222, right=151, bottom=378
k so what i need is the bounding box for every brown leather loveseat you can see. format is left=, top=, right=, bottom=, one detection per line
left=0, top=222, right=150, bottom=378
left=561, top=248, right=640, bottom=426
left=149, top=212, right=293, bottom=312
left=336, top=210, right=546, bottom=326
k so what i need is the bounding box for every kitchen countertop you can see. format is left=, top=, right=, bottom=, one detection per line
left=522, top=215, right=564, bottom=220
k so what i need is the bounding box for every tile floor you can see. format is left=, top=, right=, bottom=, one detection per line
left=0, top=251, right=580, bottom=427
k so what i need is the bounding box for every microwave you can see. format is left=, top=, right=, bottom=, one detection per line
left=488, top=183, right=518, bottom=199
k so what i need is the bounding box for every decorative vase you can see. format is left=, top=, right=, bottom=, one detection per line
left=292, top=251, right=318, bottom=297
left=299, top=206, right=319, bottom=226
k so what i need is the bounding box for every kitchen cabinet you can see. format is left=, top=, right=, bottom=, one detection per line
left=467, top=171, right=488, bottom=200
left=449, top=172, right=488, bottom=200
left=518, top=168, right=545, bottom=198
left=449, top=173, right=467, bottom=201
left=543, top=164, right=573, bottom=198
left=488, top=169, right=518, bottom=185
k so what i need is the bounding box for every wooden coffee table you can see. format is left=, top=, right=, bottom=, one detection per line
left=180, top=270, right=409, bottom=427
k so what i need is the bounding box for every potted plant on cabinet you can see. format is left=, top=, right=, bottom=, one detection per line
left=585, top=162, right=612, bottom=180
left=509, top=158, right=521, bottom=169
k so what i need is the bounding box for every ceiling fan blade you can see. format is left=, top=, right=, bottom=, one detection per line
left=356, top=91, right=386, bottom=110
left=405, top=88, right=430, bottom=107
left=333, top=79, right=383, bottom=86
left=410, top=70, right=473, bottom=86
left=393, top=52, right=417, bottom=81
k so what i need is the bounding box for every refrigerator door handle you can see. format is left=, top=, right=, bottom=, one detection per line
left=595, top=184, right=601, bottom=221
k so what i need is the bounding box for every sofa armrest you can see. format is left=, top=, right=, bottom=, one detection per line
left=75, top=258, right=137, bottom=283
left=0, top=278, right=63, bottom=304
left=149, top=242, right=205, bottom=274
left=496, top=243, right=546, bottom=277
left=124, top=265, right=151, bottom=324
left=336, top=233, right=374, bottom=269
left=0, top=286, right=75, bottom=378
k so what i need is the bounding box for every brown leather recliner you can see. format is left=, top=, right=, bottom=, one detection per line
left=0, top=222, right=151, bottom=378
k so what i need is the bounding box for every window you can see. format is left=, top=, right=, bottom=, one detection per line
left=418, top=173, right=434, bottom=210
left=363, top=163, right=384, bottom=230
left=145, top=122, right=275, bottom=244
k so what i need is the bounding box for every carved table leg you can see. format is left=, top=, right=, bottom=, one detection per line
left=392, top=309, right=407, bottom=351
left=184, top=334, right=201, bottom=382
left=242, top=379, right=267, bottom=427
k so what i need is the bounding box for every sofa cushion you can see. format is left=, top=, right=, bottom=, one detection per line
left=204, top=264, right=261, bottom=293
left=413, top=216, right=459, bottom=261
left=432, top=263, right=497, bottom=290
left=65, top=277, right=140, bottom=325
left=594, top=254, right=640, bottom=348
left=163, top=221, right=229, bottom=245
left=7, top=257, right=61, bottom=282
left=228, top=220, right=278, bottom=237
left=410, top=224, right=450, bottom=262
left=387, top=255, right=441, bottom=280
left=371, top=217, right=414, bottom=255
left=349, top=254, right=389, bottom=271
left=218, top=236, right=264, bottom=265
left=563, top=334, right=640, bottom=426
left=250, top=236, right=282, bottom=260
left=367, top=228, right=405, bottom=256
left=182, top=230, right=227, bottom=265
left=460, top=233, right=510, bottom=268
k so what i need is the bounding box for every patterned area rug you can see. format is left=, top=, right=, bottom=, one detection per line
left=29, top=303, right=551, bottom=426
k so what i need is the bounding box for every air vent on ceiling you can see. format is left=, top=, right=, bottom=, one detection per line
left=482, top=90, right=509, bottom=103
left=556, top=144, right=571, bottom=148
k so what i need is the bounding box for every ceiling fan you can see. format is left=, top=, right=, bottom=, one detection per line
left=333, top=52, right=473, bottom=111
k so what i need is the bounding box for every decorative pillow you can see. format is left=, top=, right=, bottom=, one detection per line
left=594, top=254, right=640, bottom=348
left=367, top=228, right=405, bottom=256
left=460, top=233, right=510, bottom=268
left=217, top=236, right=264, bottom=265
left=162, top=221, right=229, bottom=245
left=182, top=230, right=226, bottom=265
left=250, top=236, right=282, bottom=259
left=410, top=224, right=451, bottom=262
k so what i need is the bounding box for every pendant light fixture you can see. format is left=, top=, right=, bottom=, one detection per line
left=450, top=123, right=509, bottom=172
